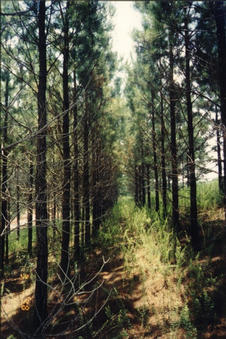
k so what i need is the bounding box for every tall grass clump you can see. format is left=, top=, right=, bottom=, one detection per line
left=122, top=202, right=187, bottom=276
left=98, top=186, right=222, bottom=337
left=179, top=179, right=222, bottom=216
left=196, top=179, right=222, bottom=211
left=9, top=228, right=35, bottom=255
left=98, top=197, right=195, bottom=336
left=99, top=196, right=187, bottom=272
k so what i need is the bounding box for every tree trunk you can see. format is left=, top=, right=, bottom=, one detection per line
left=141, top=144, right=146, bottom=207
left=60, top=0, right=71, bottom=277
left=73, top=70, right=80, bottom=261
left=135, top=165, right=139, bottom=206
left=33, top=0, right=48, bottom=330
left=169, top=33, right=179, bottom=232
left=92, top=134, right=101, bottom=237
left=138, top=165, right=142, bottom=206
left=28, top=160, right=33, bottom=257
left=216, top=109, right=223, bottom=191
left=185, top=11, right=200, bottom=249
left=151, top=92, right=159, bottom=212
left=83, top=92, right=90, bottom=246
left=0, top=70, right=9, bottom=278
left=5, top=186, right=10, bottom=265
left=160, top=91, right=167, bottom=218
left=16, top=166, right=20, bottom=241
left=214, top=1, right=226, bottom=203
left=52, top=196, right=56, bottom=240
left=146, top=164, right=151, bottom=209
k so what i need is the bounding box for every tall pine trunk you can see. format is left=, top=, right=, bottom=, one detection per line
left=83, top=92, right=90, bottom=246
left=16, top=166, right=20, bottom=241
left=151, top=92, right=159, bottom=212
left=92, top=134, right=101, bottom=237
left=60, top=0, right=71, bottom=277
left=138, top=165, right=142, bottom=206
left=160, top=91, right=167, bottom=218
left=169, top=33, right=179, bottom=232
left=141, top=143, right=146, bottom=207
left=146, top=164, right=151, bottom=209
left=34, top=0, right=48, bottom=330
left=214, top=1, right=226, bottom=206
left=135, top=165, right=139, bottom=206
left=5, top=187, right=10, bottom=265
left=0, top=71, right=9, bottom=278
left=185, top=11, right=200, bottom=249
left=216, top=109, right=223, bottom=191
left=28, top=160, right=33, bottom=257
left=73, top=70, right=80, bottom=261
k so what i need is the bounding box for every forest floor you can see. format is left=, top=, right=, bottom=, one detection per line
left=77, top=209, right=226, bottom=339
left=1, top=204, right=226, bottom=338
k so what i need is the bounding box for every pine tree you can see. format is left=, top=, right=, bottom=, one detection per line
left=33, top=0, right=48, bottom=330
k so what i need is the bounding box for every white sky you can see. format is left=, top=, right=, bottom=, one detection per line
left=110, top=1, right=142, bottom=62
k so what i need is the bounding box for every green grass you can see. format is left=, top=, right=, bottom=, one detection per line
left=9, top=227, right=35, bottom=254
left=197, top=180, right=223, bottom=210
left=4, top=181, right=222, bottom=337
left=98, top=182, right=222, bottom=337
left=179, top=179, right=222, bottom=213
left=98, top=197, right=189, bottom=335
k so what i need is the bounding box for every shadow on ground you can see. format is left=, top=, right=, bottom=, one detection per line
left=187, top=218, right=226, bottom=338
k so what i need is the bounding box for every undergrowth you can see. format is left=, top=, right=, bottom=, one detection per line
left=180, top=179, right=223, bottom=213
left=3, top=181, right=221, bottom=338
left=98, top=191, right=221, bottom=338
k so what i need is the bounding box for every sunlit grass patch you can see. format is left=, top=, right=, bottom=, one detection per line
left=98, top=197, right=195, bottom=336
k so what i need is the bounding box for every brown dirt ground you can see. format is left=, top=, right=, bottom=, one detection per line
left=1, top=210, right=226, bottom=338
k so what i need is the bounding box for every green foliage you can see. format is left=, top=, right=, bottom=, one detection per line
left=9, top=228, right=35, bottom=254
left=179, top=179, right=222, bottom=218
left=178, top=305, right=198, bottom=338
left=186, top=260, right=217, bottom=330
left=99, top=196, right=186, bottom=272
left=197, top=180, right=223, bottom=210
left=93, top=287, right=131, bottom=338
left=98, top=192, right=222, bottom=337
left=137, top=306, right=150, bottom=328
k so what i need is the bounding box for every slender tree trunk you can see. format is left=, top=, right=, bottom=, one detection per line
left=52, top=196, right=56, bottom=240
left=0, top=71, right=9, bottom=278
left=28, top=160, right=33, bottom=257
left=160, top=91, right=167, bottom=218
left=5, top=186, right=10, bottom=265
left=216, top=109, right=223, bottom=191
left=141, top=144, right=146, bottom=207
left=185, top=11, right=200, bottom=249
left=81, top=207, right=85, bottom=249
left=151, top=92, right=159, bottom=212
left=92, top=134, right=101, bottom=237
left=169, top=34, right=179, bottom=232
left=146, top=164, right=151, bottom=209
left=135, top=165, right=139, bottom=206
left=34, top=0, right=48, bottom=330
left=139, top=165, right=142, bottom=206
left=0, top=10, right=2, bottom=330
left=83, top=92, right=90, bottom=246
left=4, top=78, right=10, bottom=266
left=16, top=166, right=20, bottom=241
left=214, top=1, right=226, bottom=205
left=60, top=0, right=71, bottom=277
left=73, top=70, right=80, bottom=261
